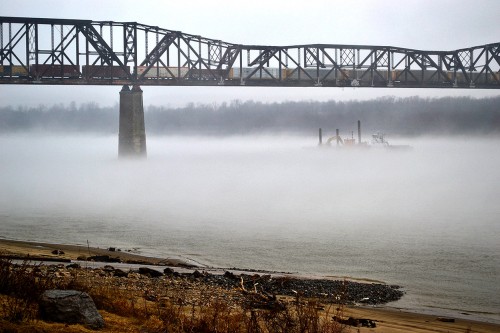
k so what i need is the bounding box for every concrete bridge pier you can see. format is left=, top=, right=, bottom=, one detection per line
left=119, top=85, right=147, bottom=158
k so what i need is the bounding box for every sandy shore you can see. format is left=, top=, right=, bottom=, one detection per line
left=1, top=238, right=499, bottom=332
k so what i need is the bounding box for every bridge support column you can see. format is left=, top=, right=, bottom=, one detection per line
left=119, top=85, right=147, bottom=158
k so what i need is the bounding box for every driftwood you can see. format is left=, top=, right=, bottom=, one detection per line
left=437, top=317, right=455, bottom=323
left=239, top=276, right=284, bottom=310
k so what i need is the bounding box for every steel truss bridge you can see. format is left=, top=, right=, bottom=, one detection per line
left=1, top=16, right=499, bottom=89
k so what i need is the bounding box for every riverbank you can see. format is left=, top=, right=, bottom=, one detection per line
left=1, top=238, right=499, bottom=332
left=0, top=238, right=194, bottom=267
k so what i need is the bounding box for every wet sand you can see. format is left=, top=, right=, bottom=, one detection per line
left=1, top=238, right=499, bottom=332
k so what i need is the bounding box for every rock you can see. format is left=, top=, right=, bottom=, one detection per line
left=103, top=265, right=115, bottom=272
left=113, top=268, right=128, bottom=277
left=39, top=290, right=104, bottom=329
left=224, top=271, right=237, bottom=280
left=192, top=270, right=204, bottom=278
left=107, top=247, right=116, bottom=252
left=51, top=249, right=65, bottom=255
left=164, top=267, right=175, bottom=275
left=138, top=267, right=163, bottom=278
left=87, top=255, right=121, bottom=263
left=66, top=263, right=81, bottom=269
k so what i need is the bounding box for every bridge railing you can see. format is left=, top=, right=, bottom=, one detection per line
left=1, top=16, right=499, bottom=88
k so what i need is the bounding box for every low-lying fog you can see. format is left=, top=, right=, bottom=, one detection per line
left=2, top=134, right=499, bottom=246
left=1, top=134, right=500, bottom=320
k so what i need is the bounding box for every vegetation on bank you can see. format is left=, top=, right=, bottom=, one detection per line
left=0, top=259, right=348, bottom=332
left=0, top=96, right=499, bottom=136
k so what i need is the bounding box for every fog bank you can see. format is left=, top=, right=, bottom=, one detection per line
left=1, top=96, right=499, bottom=136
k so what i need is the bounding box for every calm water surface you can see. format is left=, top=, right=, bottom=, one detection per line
left=1, top=134, right=499, bottom=323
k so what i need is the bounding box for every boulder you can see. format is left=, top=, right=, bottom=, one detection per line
left=39, top=290, right=104, bottom=329
left=103, top=265, right=115, bottom=272
left=192, top=270, right=204, bottom=278
left=113, top=268, right=128, bottom=277
left=138, top=267, right=163, bottom=278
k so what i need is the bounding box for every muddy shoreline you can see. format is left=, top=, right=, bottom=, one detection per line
left=0, top=238, right=404, bottom=305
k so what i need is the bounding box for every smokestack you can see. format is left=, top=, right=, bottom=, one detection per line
left=318, top=128, right=323, bottom=146
left=358, top=120, right=361, bottom=144
left=336, top=129, right=340, bottom=146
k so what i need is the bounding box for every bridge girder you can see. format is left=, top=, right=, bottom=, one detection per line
left=1, top=16, right=499, bottom=89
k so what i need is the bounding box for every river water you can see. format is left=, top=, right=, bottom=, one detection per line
left=1, top=134, right=499, bottom=323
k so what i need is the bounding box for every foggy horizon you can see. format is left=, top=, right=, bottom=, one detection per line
left=2, top=95, right=499, bottom=137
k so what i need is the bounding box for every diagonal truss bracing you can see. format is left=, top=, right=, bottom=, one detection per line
left=0, top=16, right=499, bottom=88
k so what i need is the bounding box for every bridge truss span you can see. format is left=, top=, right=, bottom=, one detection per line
left=1, top=16, right=499, bottom=89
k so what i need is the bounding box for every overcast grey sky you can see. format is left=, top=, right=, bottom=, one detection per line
left=2, top=0, right=500, bottom=107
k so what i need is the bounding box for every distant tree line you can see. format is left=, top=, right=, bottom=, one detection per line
left=0, top=101, right=118, bottom=134
left=1, top=96, right=499, bottom=136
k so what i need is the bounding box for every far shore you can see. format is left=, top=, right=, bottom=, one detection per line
left=1, top=237, right=500, bottom=332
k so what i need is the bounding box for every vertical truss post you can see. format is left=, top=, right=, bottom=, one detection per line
left=355, top=48, right=359, bottom=77
left=60, top=24, right=64, bottom=67
left=0, top=24, right=3, bottom=62
left=85, top=24, right=90, bottom=70
left=469, top=49, right=475, bottom=87
left=207, top=41, right=211, bottom=67
left=99, top=24, right=104, bottom=65
left=279, top=49, right=282, bottom=81
left=9, top=23, right=12, bottom=66
left=75, top=25, right=79, bottom=70
left=0, top=24, right=3, bottom=67
left=298, top=48, right=301, bottom=80
left=387, top=50, right=393, bottom=87
left=28, top=23, right=38, bottom=63
left=177, top=35, right=180, bottom=77
left=123, top=23, right=137, bottom=79
left=25, top=24, right=30, bottom=69
left=145, top=30, right=149, bottom=59
left=485, top=50, right=490, bottom=84
left=240, top=47, right=243, bottom=85
left=317, top=47, right=320, bottom=84
left=198, top=36, right=202, bottom=77
left=109, top=23, right=113, bottom=67
left=369, top=51, right=374, bottom=86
